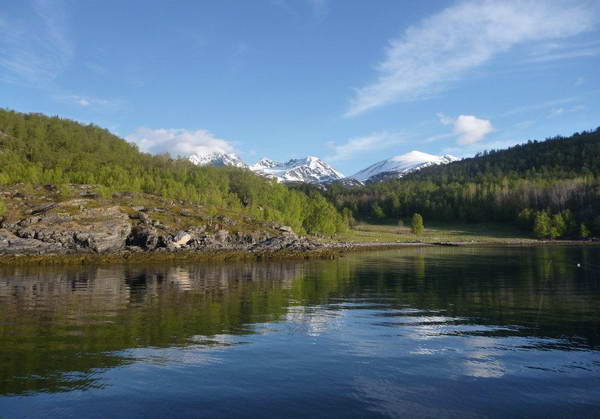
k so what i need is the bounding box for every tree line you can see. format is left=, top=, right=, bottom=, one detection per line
left=298, top=128, right=600, bottom=239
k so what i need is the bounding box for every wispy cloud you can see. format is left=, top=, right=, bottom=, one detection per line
left=326, top=131, right=405, bottom=161
left=423, top=132, right=455, bottom=143
left=527, top=48, right=600, bottom=63
left=59, top=94, right=115, bottom=108
left=345, top=0, right=598, bottom=117
left=126, top=128, right=237, bottom=158
left=526, top=39, right=600, bottom=63
left=547, top=105, right=585, bottom=118
left=443, top=138, right=523, bottom=157
left=0, top=0, right=73, bottom=86
left=439, top=113, right=494, bottom=145
left=498, top=97, right=579, bottom=118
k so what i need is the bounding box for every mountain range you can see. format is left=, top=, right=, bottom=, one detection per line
left=188, top=150, right=459, bottom=184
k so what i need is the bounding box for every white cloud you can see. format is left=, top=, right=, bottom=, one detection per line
left=126, top=128, right=236, bottom=158
left=440, top=114, right=493, bottom=145
left=0, top=0, right=73, bottom=86
left=345, top=0, right=598, bottom=117
left=326, top=131, right=405, bottom=161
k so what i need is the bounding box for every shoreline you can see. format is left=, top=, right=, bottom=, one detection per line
left=1, top=239, right=597, bottom=266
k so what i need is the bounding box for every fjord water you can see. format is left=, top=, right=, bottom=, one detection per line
left=1, top=247, right=599, bottom=418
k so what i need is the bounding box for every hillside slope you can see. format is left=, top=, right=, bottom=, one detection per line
left=319, top=128, right=600, bottom=239
left=0, top=109, right=347, bottom=236
left=405, top=128, right=600, bottom=182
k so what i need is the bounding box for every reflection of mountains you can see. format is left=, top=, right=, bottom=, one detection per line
left=0, top=262, right=305, bottom=396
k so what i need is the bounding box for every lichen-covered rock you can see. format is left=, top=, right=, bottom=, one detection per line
left=10, top=206, right=132, bottom=253
left=0, top=229, right=65, bottom=255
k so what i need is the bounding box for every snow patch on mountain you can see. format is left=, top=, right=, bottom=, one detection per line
left=189, top=151, right=247, bottom=168
left=351, top=150, right=458, bottom=183
left=250, top=156, right=344, bottom=183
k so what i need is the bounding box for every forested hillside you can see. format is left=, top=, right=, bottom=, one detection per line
left=0, top=109, right=346, bottom=235
left=310, top=128, right=600, bottom=239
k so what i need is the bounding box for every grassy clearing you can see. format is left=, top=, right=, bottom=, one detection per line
left=335, top=221, right=535, bottom=244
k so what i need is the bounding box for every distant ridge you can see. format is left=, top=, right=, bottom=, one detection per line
left=351, top=150, right=458, bottom=183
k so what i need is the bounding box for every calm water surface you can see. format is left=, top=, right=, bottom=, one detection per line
left=1, top=247, right=600, bottom=418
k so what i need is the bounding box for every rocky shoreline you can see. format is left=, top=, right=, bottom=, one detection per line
left=0, top=202, right=330, bottom=262
left=1, top=187, right=596, bottom=266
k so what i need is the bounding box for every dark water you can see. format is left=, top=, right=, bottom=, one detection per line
left=1, top=247, right=600, bottom=418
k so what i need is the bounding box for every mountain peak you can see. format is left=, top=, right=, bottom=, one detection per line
left=189, top=150, right=247, bottom=168
left=251, top=156, right=344, bottom=183
left=351, top=150, right=459, bottom=183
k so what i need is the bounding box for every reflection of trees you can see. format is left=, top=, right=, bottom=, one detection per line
left=0, top=261, right=305, bottom=396
left=332, top=247, right=600, bottom=349
left=0, top=246, right=599, bottom=396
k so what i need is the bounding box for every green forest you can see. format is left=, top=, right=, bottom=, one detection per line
left=1, top=108, right=599, bottom=240
left=298, top=128, right=600, bottom=239
left=0, top=109, right=347, bottom=235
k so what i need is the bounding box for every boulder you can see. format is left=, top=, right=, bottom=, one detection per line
left=127, top=225, right=160, bottom=250
left=172, top=231, right=193, bottom=248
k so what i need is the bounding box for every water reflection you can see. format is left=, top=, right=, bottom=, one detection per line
left=1, top=247, right=600, bottom=417
left=0, top=262, right=304, bottom=395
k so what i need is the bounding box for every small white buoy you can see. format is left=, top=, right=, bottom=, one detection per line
left=577, top=263, right=581, bottom=268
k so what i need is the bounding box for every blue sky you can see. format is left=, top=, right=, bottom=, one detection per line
left=2, top=0, right=599, bottom=175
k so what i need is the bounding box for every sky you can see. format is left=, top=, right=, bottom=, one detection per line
left=2, top=0, right=600, bottom=176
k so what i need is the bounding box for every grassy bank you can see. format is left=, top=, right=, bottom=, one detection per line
left=335, top=221, right=538, bottom=244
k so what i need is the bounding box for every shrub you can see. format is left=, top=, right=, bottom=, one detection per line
left=580, top=223, right=590, bottom=239
left=411, top=213, right=424, bottom=236
left=533, top=211, right=551, bottom=239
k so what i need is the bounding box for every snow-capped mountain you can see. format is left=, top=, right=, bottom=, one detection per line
left=188, top=149, right=456, bottom=185
left=351, top=151, right=458, bottom=183
left=189, top=151, right=247, bottom=168
left=250, top=156, right=344, bottom=183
